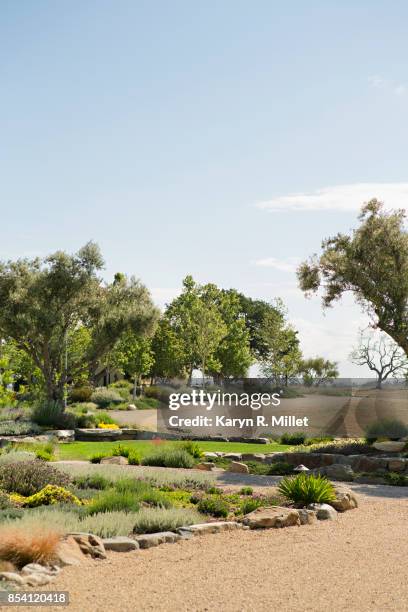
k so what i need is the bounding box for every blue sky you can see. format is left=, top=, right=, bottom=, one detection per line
left=1, top=1, right=408, bottom=375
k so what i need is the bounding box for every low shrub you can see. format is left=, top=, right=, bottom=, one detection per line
left=112, top=444, right=132, bottom=458
left=0, top=461, right=71, bottom=496
left=0, top=421, right=41, bottom=436
left=79, top=511, right=138, bottom=537
left=365, top=419, right=408, bottom=442
left=69, top=386, right=93, bottom=403
left=98, top=422, right=120, bottom=429
left=90, top=453, right=108, bottom=464
left=86, top=490, right=141, bottom=515
left=0, top=451, right=36, bottom=465
left=73, top=474, right=111, bottom=490
left=240, top=498, right=262, bottom=514
left=206, top=486, right=223, bottom=495
left=278, top=473, right=335, bottom=506
left=239, top=486, right=253, bottom=496
left=280, top=432, right=307, bottom=445
left=197, top=496, right=229, bottom=518
left=8, top=441, right=56, bottom=463
left=132, top=507, right=202, bottom=534
left=139, top=489, right=172, bottom=508
left=144, top=385, right=174, bottom=403
left=90, top=388, right=123, bottom=408
left=0, top=507, right=24, bottom=522
left=23, top=485, right=82, bottom=508
left=0, top=491, right=12, bottom=510
left=128, top=452, right=141, bottom=465
left=385, top=472, right=408, bottom=486
left=267, top=462, right=295, bottom=476
left=180, top=441, right=203, bottom=459
left=31, top=401, right=76, bottom=428
left=142, top=449, right=195, bottom=469
left=0, top=527, right=61, bottom=568
left=59, top=462, right=214, bottom=490
left=309, top=440, right=374, bottom=455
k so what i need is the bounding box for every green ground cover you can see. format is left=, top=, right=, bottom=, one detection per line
left=56, top=440, right=290, bottom=461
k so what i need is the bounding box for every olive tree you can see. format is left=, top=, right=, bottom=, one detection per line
left=0, top=244, right=158, bottom=402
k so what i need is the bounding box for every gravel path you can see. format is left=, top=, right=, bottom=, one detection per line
left=26, top=493, right=408, bottom=612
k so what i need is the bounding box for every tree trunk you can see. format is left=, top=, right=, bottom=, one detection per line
left=133, top=374, right=137, bottom=400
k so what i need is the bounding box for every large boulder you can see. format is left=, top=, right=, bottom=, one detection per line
left=181, top=522, right=243, bottom=535
left=308, top=503, right=337, bottom=521
left=388, top=458, right=407, bottom=473
left=330, top=486, right=358, bottom=512
left=228, top=461, right=250, bottom=474
left=224, top=453, right=243, bottom=461
left=196, top=462, right=215, bottom=471
left=323, top=464, right=355, bottom=482
left=349, top=455, right=388, bottom=473
left=373, top=441, right=405, bottom=453
left=133, top=532, right=180, bottom=549
left=241, top=453, right=266, bottom=462
left=100, top=456, right=128, bottom=465
left=297, top=509, right=317, bottom=525
left=55, top=536, right=86, bottom=567
left=102, top=537, right=139, bottom=552
left=242, top=506, right=300, bottom=529
left=67, top=533, right=106, bottom=559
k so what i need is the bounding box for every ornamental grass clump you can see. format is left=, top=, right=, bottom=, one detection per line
left=0, top=526, right=61, bottom=569
left=278, top=473, right=336, bottom=506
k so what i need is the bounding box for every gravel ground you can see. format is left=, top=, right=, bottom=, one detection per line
left=12, top=490, right=408, bottom=612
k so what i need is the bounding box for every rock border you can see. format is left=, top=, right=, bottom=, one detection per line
left=0, top=486, right=358, bottom=589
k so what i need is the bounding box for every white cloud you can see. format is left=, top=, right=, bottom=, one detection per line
left=368, top=75, right=407, bottom=96
left=368, top=75, right=386, bottom=89
left=253, top=257, right=299, bottom=272
left=256, top=182, right=408, bottom=213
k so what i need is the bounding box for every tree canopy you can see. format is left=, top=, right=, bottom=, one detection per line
left=297, top=200, right=408, bottom=356
left=0, top=243, right=158, bottom=402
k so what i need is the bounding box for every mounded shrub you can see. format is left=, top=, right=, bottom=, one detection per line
left=141, top=449, right=195, bottom=469
left=0, top=461, right=71, bottom=496
left=240, top=498, right=262, bottom=514
left=197, top=496, right=229, bottom=518
left=278, top=473, right=335, bottom=506
left=239, top=487, right=253, bottom=496
left=73, top=474, right=111, bottom=490
left=69, top=386, right=93, bottom=403
left=180, top=441, right=203, bottom=459
left=280, top=432, right=307, bottom=445
left=31, top=401, right=76, bottom=428
left=86, top=490, right=141, bottom=515
left=267, top=462, right=295, bottom=475
left=22, top=485, right=82, bottom=508
left=90, top=388, right=123, bottom=408
left=0, top=491, right=11, bottom=510
left=132, top=507, right=202, bottom=534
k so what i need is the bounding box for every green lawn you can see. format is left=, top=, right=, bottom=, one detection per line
left=56, top=440, right=290, bottom=461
